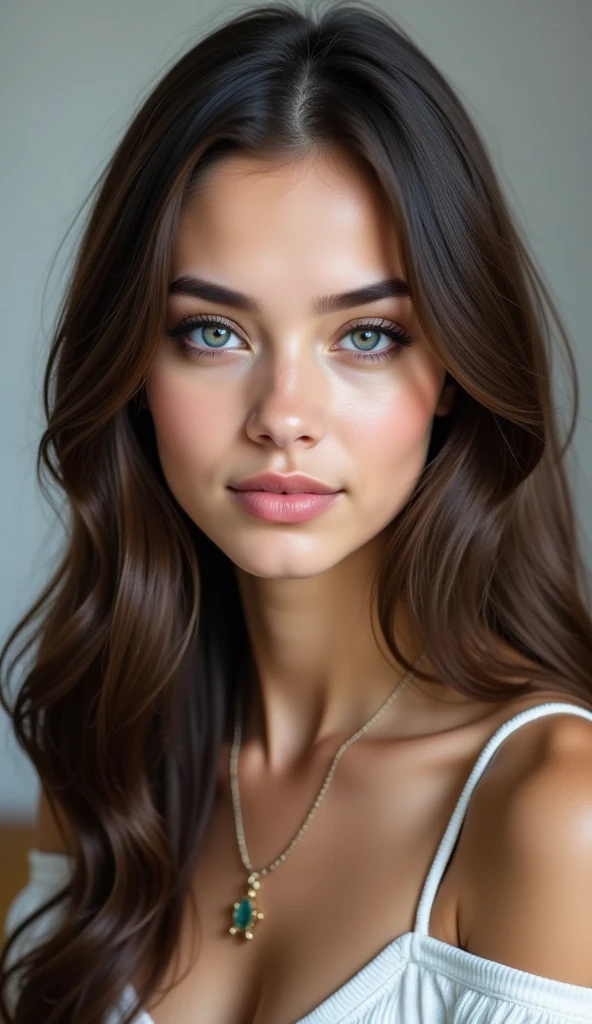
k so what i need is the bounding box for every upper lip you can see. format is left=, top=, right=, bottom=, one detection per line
left=229, top=472, right=340, bottom=494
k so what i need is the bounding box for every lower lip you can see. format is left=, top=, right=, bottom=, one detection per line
left=228, top=489, right=342, bottom=523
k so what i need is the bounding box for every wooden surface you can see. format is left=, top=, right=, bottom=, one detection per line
left=0, top=823, right=36, bottom=935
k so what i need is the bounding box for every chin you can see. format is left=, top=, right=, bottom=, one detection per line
left=218, top=538, right=347, bottom=580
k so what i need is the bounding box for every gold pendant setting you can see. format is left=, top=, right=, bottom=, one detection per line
left=229, top=872, right=265, bottom=940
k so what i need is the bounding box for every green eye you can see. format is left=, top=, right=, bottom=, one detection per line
left=166, top=313, right=414, bottom=363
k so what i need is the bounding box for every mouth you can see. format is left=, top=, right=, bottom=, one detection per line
left=228, top=473, right=340, bottom=495
left=227, top=487, right=343, bottom=523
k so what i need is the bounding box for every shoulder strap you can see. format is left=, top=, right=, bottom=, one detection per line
left=412, top=701, right=592, bottom=936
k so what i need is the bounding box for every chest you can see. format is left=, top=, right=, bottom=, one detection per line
left=142, top=733, right=473, bottom=1024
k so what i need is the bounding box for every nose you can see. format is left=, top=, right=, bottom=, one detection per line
left=244, top=348, right=327, bottom=451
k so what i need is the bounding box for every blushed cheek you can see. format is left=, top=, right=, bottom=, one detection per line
left=350, top=384, right=434, bottom=470
left=145, top=375, right=229, bottom=480
left=350, top=384, right=438, bottom=525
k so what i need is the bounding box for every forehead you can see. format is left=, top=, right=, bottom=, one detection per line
left=173, top=150, right=405, bottom=297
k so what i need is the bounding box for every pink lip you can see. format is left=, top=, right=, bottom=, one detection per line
left=230, top=471, right=339, bottom=495
left=228, top=488, right=342, bottom=523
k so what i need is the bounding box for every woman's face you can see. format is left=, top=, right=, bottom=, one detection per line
left=144, top=149, right=455, bottom=579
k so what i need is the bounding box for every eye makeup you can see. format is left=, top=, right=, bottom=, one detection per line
left=165, top=313, right=415, bottom=365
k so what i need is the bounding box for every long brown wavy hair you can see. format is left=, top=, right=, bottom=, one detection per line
left=2, top=1, right=591, bottom=1020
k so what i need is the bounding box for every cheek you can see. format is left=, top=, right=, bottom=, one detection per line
left=344, top=379, right=436, bottom=472
left=145, top=372, right=233, bottom=476
left=351, top=390, right=436, bottom=524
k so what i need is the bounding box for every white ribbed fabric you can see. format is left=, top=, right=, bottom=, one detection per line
left=4, top=703, right=592, bottom=1023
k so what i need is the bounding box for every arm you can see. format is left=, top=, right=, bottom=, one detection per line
left=458, top=711, right=592, bottom=986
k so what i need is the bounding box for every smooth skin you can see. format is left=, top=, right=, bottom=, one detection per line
left=35, top=149, right=592, bottom=1023
left=147, top=147, right=459, bottom=769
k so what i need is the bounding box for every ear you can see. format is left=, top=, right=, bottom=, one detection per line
left=434, top=373, right=457, bottom=417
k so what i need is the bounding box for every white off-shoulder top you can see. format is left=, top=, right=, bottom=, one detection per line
left=4, top=702, right=592, bottom=1023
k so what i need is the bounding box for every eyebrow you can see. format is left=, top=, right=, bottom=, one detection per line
left=168, top=274, right=410, bottom=315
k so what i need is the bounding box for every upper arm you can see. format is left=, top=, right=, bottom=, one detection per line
left=34, top=786, right=77, bottom=856
left=458, top=712, right=592, bottom=987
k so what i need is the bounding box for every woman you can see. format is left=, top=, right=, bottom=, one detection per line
left=2, top=2, right=592, bottom=1022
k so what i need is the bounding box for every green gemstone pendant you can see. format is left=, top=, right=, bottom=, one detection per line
left=229, top=872, right=265, bottom=940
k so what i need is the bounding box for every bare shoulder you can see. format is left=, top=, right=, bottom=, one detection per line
left=457, top=700, right=592, bottom=987
left=34, top=785, right=78, bottom=856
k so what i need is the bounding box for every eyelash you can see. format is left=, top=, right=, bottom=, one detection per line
left=165, top=313, right=415, bottom=364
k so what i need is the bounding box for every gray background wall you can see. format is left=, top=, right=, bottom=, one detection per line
left=2, top=0, right=591, bottom=820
